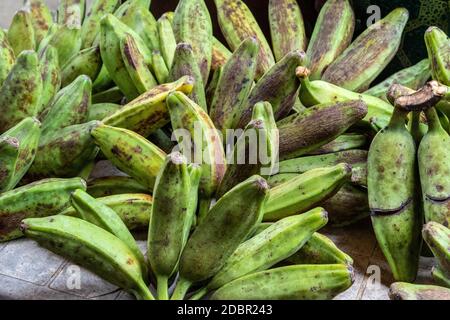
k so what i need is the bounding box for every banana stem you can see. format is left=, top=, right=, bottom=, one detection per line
left=171, top=277, right=192, bottom=300
left=425, top=107, right=443, bottom=131
left=156, top=276, right=169, bottom=300
left=134, top=281, right=155, bottom=300
left=197, top=198, right=211, bottom=225
left=189, top=287, right=209, bottom=300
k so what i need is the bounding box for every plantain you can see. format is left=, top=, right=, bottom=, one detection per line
left=43, top=24, right=82, bottom=68
left=214, top=0, right=275, bottom=79
left=157, top=13, right=177, bottom=70
left=171, top=175, right=269, bottom=300
left=432, top=266, right=450, bottom=289
left=422, top=222, right=450, bottom=276
left=24, top=0, right=53, bottom=45
left=173, top=0, right=213, bottom=84
left=150, top=50, right=169, bottom=84
left=389, top=282, right=450, bottom=300
left=86, top=177, right=147, bottom=198
left=38, top=46, right=61, bottom=117
left=92, top=86, right=124, bottom=104
left=205, top=65, right=222, bottom=108
left=211, top=37, right=231, bottom=71
left=425, top=26, right=449, bottom=86
left=0, top=177, right=86, bottom=242
left=0, top=118, right=41, bottom=192
left=92, top=64, right=114, bottom=93
left=305, top=0, right=354, bottom=80
left=306, top=134, right=367, bottom=156
left=263, top=164, right=352, bottom=222
left=87, top=103, right=122, bottom=122
left=91, top=124, right=166, bottom=191
left=114, top=0, right=151, bottom=18
left=7, top=10, right=35, bottom=56
left=209, top=37, right=259, bottom=133
left=21, top=215, right=154, bottom=300
left=148, top=129, right=176, bottom=154
left=322, top=8, right=409, bottom=93
left=0, top=51, right=42, bottom=132
left=211, top=264, right=354, bottom=300
left=57, top=0, right=86, bottom=28
left=0, top=29, right=15, bottom=86
left=61, top=46, right=102, bottom=87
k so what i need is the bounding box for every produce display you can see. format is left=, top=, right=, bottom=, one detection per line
left=0, top=0, right=449, bottom=301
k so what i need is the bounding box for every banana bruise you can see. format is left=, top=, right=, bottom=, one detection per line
left=298, top=71, right=393, bottom=131
left=27, top=121, right=100, bottom=180
left=209, top=37, right=259, bottom=133
left=92, top=86, right=124, bottom=104
left=389, top=282, right=450, bottom=300
left=322, top=8, right=409, bottom=93
left=211, top=264, right=354, bottom=300
left=0, top=51, right=42, bottom=132
left=277, top=100, right=368, bottom=160
left=21, top=215, right=154, bottom=300
left=211, top=37, right=231, bottom=71
left=0, top=177, right=86, bottom=242
left=285, top=232, right=354, bottom=265
left=305, top=0, right=354, bottom=80
left=432, top=266, right=450, bottom=289
left=91, top=124, right=166, bottom=191
left=169, top=43, right=207, bottom=111
left=263, top=164, right=352, bottom=222
left=157, top=13, right=177, bottom=70
left=237, top=50, right=305, bottom=127
left=148, top=152, right=191, bottom=300
left=87, top=103, right=122, bottom=122
left=306, top=134, right=368, bottom=156
left=368, top=106, right=421, bottom=282
left=102, top=76, right=193, bottom=137
left=173, top=0, right=213, bottom=84
left=166, top=91, right=227, bottom=222
left=151, top=50, right=169, bottom=84
left=418, top=107, right=450, bottom=226
left=41, top=75, right=91, bottom=136
left=38, top=46, right=61, bottom=117
left=7, top=10, right=35, bottom=56
left=172, top=175, right=269, bottom=300
left=61, top=46, right=102, bottom=87
left=81, top=0, right=121, bottom=49
left=61, top=193, right=152, bottom=231
left=86, top=176, right=148, bottom=198
left=120, top=34, right=157, bottom=93
left=57, top=0, right=86, bottom=27
left=217, top=101, right=279, bottom=198
left=214, top=0, right=275, bottom=79
left=0, top=118, right=41, bottom=192
left=268, top=0, right=307, bottom=62
left=425, top=27, right=449, bottom=86
left=0, top=29, right=15, bottom=86
left=24, top=0, right=53, bottom=45
left=423, top=222, right=450, bottom=276
left=364, top=59, right=431, bottom=101
left=70, top=189, right=148, bottom=281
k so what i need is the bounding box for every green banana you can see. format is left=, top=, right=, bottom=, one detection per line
left=38, top=46, right=61, bottom=117
left=41, top=75, right=91, bottom=136
left=184, top=163, right=202, bottom=241
left=389, top=282, right=450, bottom=300
left=306, top=134, right=368, bottom=156
left=171, top=175, right=269, bottom=300
left=45, top=24, right=82, bottom=67
left=423, top=222, right=450, bottom=276
left=77, top=161, right=95, bottom=181
left=211, top=264, right=354, bottom=300
left=432, top=266, right=450, bottom=288
left=148, top=152, right=192, bottom=300
left=114, top=0, right=151, bottom=18
left=0, top=29, right=15, bottom=86
left=102, top=76, right=193, bottom=137
left=205, top=65, right=221, bottom=107
left=167, top=91, right=227, bottom=222
left=148, top=129, right=176, bottom=154
left=21, top=215, right=154, bottom=300
left=86, top=176, right=148, bottom=198
left=61, top=193, right=152, bottom=231
left=237, top=50, right=305, bottom=127
left=71, top=189, right=148, bottom=281
left=217, top=101, right=278, bottom=197
left=267, top=173, right=300, bottom=187
left=277, top=100, right=368, bottom=160
left=263, top=164, right=352, bottom=222
left=268, top=0, right=306, bottom=62
left=298, top=69, right=393, bottom=131
left=91, top=124, right=166, bottom=191
left=57, top=0, right=86, bottom=27
left=120, top=34, right=157, bottom=93
left=0, top=117, right=41, bottom=192
left=80, top=0, right=121, bottom=49
left=7, top=10, right=36, bottom=56
left=0, top=50, right=42, bottom=132
left=61, top=46, right=102, bottom=87
left=0, top=177, right=86, bottom=242
left=425, top=26, right=449, bottom=86
left=92, top=64, right=114, bottom=93
left=364, top=59, right=431, bottom=101
left=211, top=37, right=231, bottom=71
left=214, top=0, right=275, bottom=79
left=157, top=13, right=177, bottom=69
left=285, top=232, right=353, bottom=265
left=27, top=121, right=100, bottom=180
left=169, top=43, right=207, bottom=111
left=151, top=50, right=169, bottom=84
left=305, top=0, right=354, bottom=80
left=87, top=103, right=122, bottom=122
left=92, top=86, right=124, bottom=104
left=209, top=37, right=259, bottom=133
left=36, top=23, right=57, bottom=55
left=322, top=8, right=409, bottom=93
left=24, top=0, right=53, bottom=45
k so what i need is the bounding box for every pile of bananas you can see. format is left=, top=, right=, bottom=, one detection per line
left=0, top=0, right=449, bottom=300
